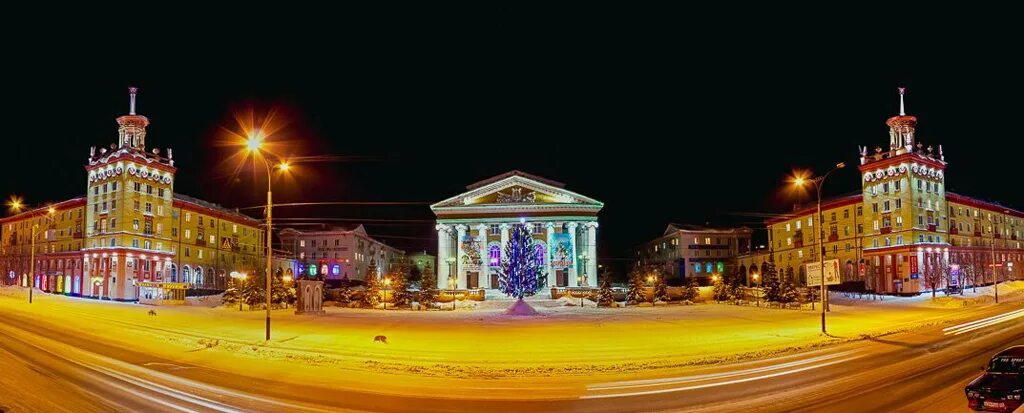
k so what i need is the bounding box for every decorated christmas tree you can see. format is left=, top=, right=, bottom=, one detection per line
left=363, top=264, right=382, bottom=308
left=626, top=273, right=647, bottom=305
left=596, top=275, right=615, bottom=307
left=497, top=223, right=544, bottom=315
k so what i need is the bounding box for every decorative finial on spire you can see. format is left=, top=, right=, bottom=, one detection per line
left=128, top=86, right=138, bottom=115
left=897, top=85, right=905, bottom=114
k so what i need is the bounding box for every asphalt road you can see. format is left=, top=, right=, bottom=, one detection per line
left=2, top=301, right=1022, bottom=412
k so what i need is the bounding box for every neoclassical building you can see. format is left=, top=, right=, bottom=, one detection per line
left=431, top=171, right=603, bottom=290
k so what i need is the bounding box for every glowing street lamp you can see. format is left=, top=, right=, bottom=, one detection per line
left=383, top=277, right=392, bottom=310
left=240, top=130, right=291, bottom=341
left=230, top=272, right=248, bottom=311
left=646, top=274, right=655, bottom=306
left=790, top=161, right=846, bottom=334
left=23, top=204, right=57, bottom=304
left=752, top=272, right=761, bottom=306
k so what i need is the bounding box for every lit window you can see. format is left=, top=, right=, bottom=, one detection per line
left=300, top=240, right=305, bottom=247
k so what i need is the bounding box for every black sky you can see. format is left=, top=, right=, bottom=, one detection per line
left=5, top=10, right=1023, bottom=275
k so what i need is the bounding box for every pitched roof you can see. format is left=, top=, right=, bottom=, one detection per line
left=465, top=170, right=565, bottom=190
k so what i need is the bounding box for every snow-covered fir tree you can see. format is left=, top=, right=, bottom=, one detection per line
left=682, top=277, right=700, bottom=303
left=712, top=276, right=730, bottom=302
left=363, top=264, right=382, bottom=307
left=779, top=280, right=799, bottom=303
left=653, top=275, right=669, bottom=303
left=596, top=275, right=615, bottom=307
left=626, top=273, right=646, bottom=305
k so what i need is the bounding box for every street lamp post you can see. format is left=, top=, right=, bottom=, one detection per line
left=792, top=162, right=846, bottom=334
left=752, top=272, right=761, bottom=306
left=383, top=277, right=391, bottom=310
left=646, top=274, right=655, bottom=306
left=231, top=272, right=248, bottom=311
left=245, top=132, right=290, bottom=341
left=991, top=227, right=999, bottom=304
left=576, top=275, right=584, bottom=307
left=26, top=206, right=56, bottom=304
left=447, top=276, right=456, bottom=311
left=578, top=253, right=589, bottom=287
left=447, top=257, right=457, bottom=310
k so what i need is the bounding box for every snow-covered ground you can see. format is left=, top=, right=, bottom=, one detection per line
left=1, top=282, right=1022, bottom=398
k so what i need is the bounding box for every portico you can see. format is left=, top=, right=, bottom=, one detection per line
left=431, top=171, right=603, bottom=290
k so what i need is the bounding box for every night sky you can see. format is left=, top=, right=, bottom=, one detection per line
left=5, top=14, right=1023, bottom=276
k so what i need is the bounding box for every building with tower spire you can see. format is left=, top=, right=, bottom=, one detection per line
left=738, top=87, right=1023, bottom=295
left=0, top=88, right=274, bottom=301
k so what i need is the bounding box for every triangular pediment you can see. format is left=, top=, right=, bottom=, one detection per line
left=431, top=172, right=603, bottom=212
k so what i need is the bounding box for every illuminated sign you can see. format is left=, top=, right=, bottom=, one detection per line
left=551, top=233, right=574, bottom=269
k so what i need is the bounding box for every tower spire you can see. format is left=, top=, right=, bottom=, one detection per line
left=897, top=87, right=905, bottom=116
left=129, top=86, right=138, bottom=115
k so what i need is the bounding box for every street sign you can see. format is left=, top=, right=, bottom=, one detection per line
left=807, top=259, right=841, bottom=287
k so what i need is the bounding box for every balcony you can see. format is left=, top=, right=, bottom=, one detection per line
left=928, top=224, right=936, bottom=232
left=794, top=240, right=803, bottom=248
left=949, top=227, right=958, bottom=235
left=881, top=227, right=892, bottom=234
left=828, top=234, right=839, bottom=242
left=975, top=231, right=983, bottom=237
left=995, top=233, right=1002, bottom=239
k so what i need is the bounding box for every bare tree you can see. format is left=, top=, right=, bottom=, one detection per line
left=923, top=256, right=945, bottom=299
left=961, top=254, right=979, bottom=294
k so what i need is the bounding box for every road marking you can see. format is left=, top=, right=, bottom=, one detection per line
left=143, top=362, right=196, bottom=370
left=581, top=354, right=860, bottom=399
left=943, top=308, right=1024, bottom=335
left=588, top=350, right=860, bottom=390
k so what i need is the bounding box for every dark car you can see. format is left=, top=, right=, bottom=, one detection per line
left=966, top=346, right=1024, bottom=411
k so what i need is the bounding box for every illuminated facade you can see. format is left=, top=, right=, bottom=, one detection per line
left=635, top=224, right=752, bottom=285
left=278, top=225, right=404, bottom=282
left=738, top=89, right=1024, bottom=294
left=431, top=171, right=602, bottom=290
left=0, top=88, right=264, bottom=300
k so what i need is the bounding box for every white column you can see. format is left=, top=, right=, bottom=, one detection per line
left=567, top=222, right=579, bottom=287
left=586, top=222, right=598, bottom=287
left=477, top=224, right=490, bottom=289
left=545, top=222, right=556, bottom=288
left=455, top=224, right=468, bottom=289
left=435, top=224, right=450, bottom=289
left=500, top=223, right=510, bottom=249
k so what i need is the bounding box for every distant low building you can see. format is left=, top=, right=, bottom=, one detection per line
left=635, top=224, right=752, bottom=285
left=406, top=250, right=435, bottom=275
left=278, top=225, right=404, bottom=282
